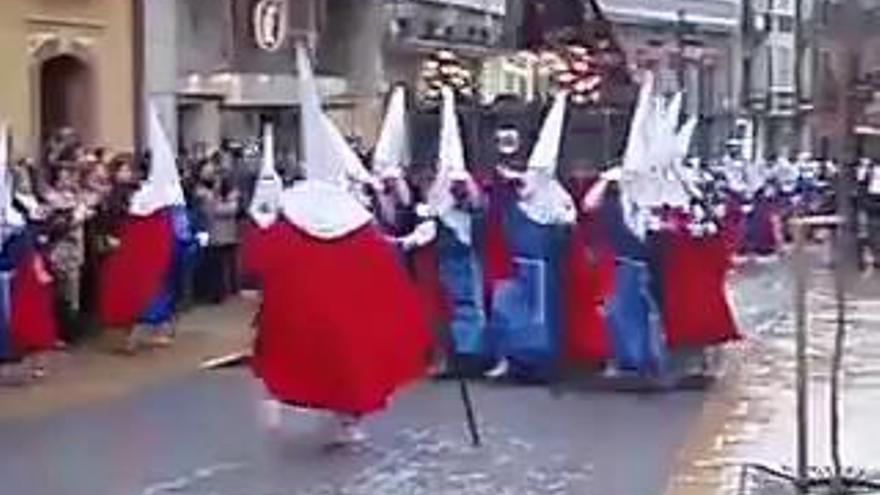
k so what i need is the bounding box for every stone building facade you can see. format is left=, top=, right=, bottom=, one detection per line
left=149, top=0, right=507, bottom=156
left=601, top=0, right=742, bottom=157
left=0, top=0, right=135, bottom=155
left=807, top=0, right=880, bottom=159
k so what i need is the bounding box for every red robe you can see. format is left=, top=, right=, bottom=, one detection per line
left=721, top=197, right=745, bottom=256
left=97, top=211, right=174, bottom=328
left=251, top=222, right=433, bottom=415
left=240, top=221, right=287, bottom=331
left=563, top=220, right=614, bottom=364
left=661, top=232, right=741, bottom=348
left=482, top=195, right=514, bottom=297
left=239, top=220, right=283, bottom=279
left=10, top=253, right=59, bottom=353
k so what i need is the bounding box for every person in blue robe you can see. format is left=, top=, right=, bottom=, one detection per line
left=598, top=187, right=667, bottom=375
left=487, top=198, right=570, bottom=382
left=0, top=230, right=26, bottom=362
left=136, top=206, right=197, bottom=344
left=434, top=185, right=491, bottom=376
left=374, top=177, right=418, bottom=272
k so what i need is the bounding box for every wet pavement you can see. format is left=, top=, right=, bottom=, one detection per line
left=0, top=371, right=707, bottom=495
left=676, top=252, right=880, bottom=495
left=0, top=261, right=798, bottom=495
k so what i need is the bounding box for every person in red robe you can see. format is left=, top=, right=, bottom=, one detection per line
left=1, top=123, right=59, bottom=382
left=97, top=105, right=184, bottom=352
left=249, top=44, right=432, bottom=445
left=240, top=122, right=284, bottom=280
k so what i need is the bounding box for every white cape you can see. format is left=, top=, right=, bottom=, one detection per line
left=281, top=180, right=372, bottom=240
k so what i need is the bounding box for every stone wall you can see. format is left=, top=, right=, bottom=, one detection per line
left=0, top=0, right=135, bottom=154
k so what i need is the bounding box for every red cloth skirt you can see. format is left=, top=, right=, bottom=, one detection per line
left=563, top=232, right=614, bottom=363
left=721, top=198, right=745, bottom=255
left=251, top=222, right=433, bottom=415
left=10, top=253, right=59, bottom=354
left=240, top=221, right=286, bottom=278
left=97, top=211, right=173, bottom=328
left=482, top=198, right=514, bottom=295
left=661, top=233, right=741, bottom=349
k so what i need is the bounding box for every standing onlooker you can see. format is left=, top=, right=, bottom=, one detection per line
left=43, top=164, right=91, bottom=343
left=79, top=160, right=113, bottom=330
left=194, top=163, right=240, bottom=303
left=858, top=158, right=880, bottom=269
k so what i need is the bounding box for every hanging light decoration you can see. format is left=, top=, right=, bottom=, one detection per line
left=420, top=50, right=476, bottom=101
left=539, top=44, right=605, bottom=105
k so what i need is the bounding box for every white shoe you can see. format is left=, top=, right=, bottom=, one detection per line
left=261, top=399, right=283, bottom=430
left=327, top=416, right=368, bottom=446
left=602, top=364, right=621, bottom=378
left=484, top=358, right=510, bottom=379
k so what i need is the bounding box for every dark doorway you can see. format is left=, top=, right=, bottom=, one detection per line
left=40, top=54, right=94, bottom=146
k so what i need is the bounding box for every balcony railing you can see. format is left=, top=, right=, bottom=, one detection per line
left=385, top=0, right=505, bottom=53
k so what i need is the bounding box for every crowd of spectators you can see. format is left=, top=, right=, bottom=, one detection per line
left=1, top=128, right=275, bottom=384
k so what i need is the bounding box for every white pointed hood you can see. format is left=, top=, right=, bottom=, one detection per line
left=622, top=72, right=654, bottom=177
left=426, top=87, right=477, bottom=245
left=295, top=43, right=339, bottom=185
left=655, top=95, right=692, bottom=209
left=373, top=86, right=410, bottom=180
left=614, top=73, right=655, bottom=238
left=0, top=122, right=25, bottom=234
left=675, top=116, right=698, bottom=161
left=657, top=92, right=683, bottom=171
left=295, top=43, right=374, bottom=189
left=664, top=116, right=702, bottom=208
left=129, top=104, right=186, bottom=216
left=281, top=42, right=372, bottom=240
left=640, top=93, right=680, bottom=209
left=518, top=91, right=576, bottom=225
left=320, top=113, right=376, bottom=189
left=248, top=123, right=283, bottom=228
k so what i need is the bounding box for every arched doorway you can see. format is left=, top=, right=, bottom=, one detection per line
left=39, top=54, right=94, bottom=146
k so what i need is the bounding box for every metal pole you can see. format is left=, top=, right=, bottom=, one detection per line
left=676, top=9, right=686, bottom=91
left=793, top=0, right=803, bottom=152
left=792, top=218, right=810, bottom=492
left=830, top=220, right=849, bottom=491
left=459, top=378, right=482, bottom=447
left=830, top=257, right=844, bottom=490
left=132, top=0, right=145, bottom=154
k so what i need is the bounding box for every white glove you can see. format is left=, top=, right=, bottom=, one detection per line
left=414, top=203, right=436, bottom=219
left=398, top=221, right=438, bottom=251
left=601, top=167, right=624, bottom=182
left=196, top=232, right=210, bottom=247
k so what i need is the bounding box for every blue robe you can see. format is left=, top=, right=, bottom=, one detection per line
left=139, top=206, right=196, bottom=326
left=436, top=219, right=487, bottom=358
left=0, top=266, right=11, bottom=360
left=489, top=201, right=569, bottom=381
left=599, top=193, right=667, bottom=373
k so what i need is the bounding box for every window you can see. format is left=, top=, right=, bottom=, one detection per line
left=778, top=15, right=795, bottom=32
left=396, top=18, right=411, bottom=35
left=775, top=45, right=794, bottom=87
left=773, top=0, right=793, bottom=14
left=820, top=50, right=834, bottom=75
left=820, top=0, right=832, bottom=26
left=424, top=20, right=437, bottom=37
left=504, top=72, right=517, bottom=93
